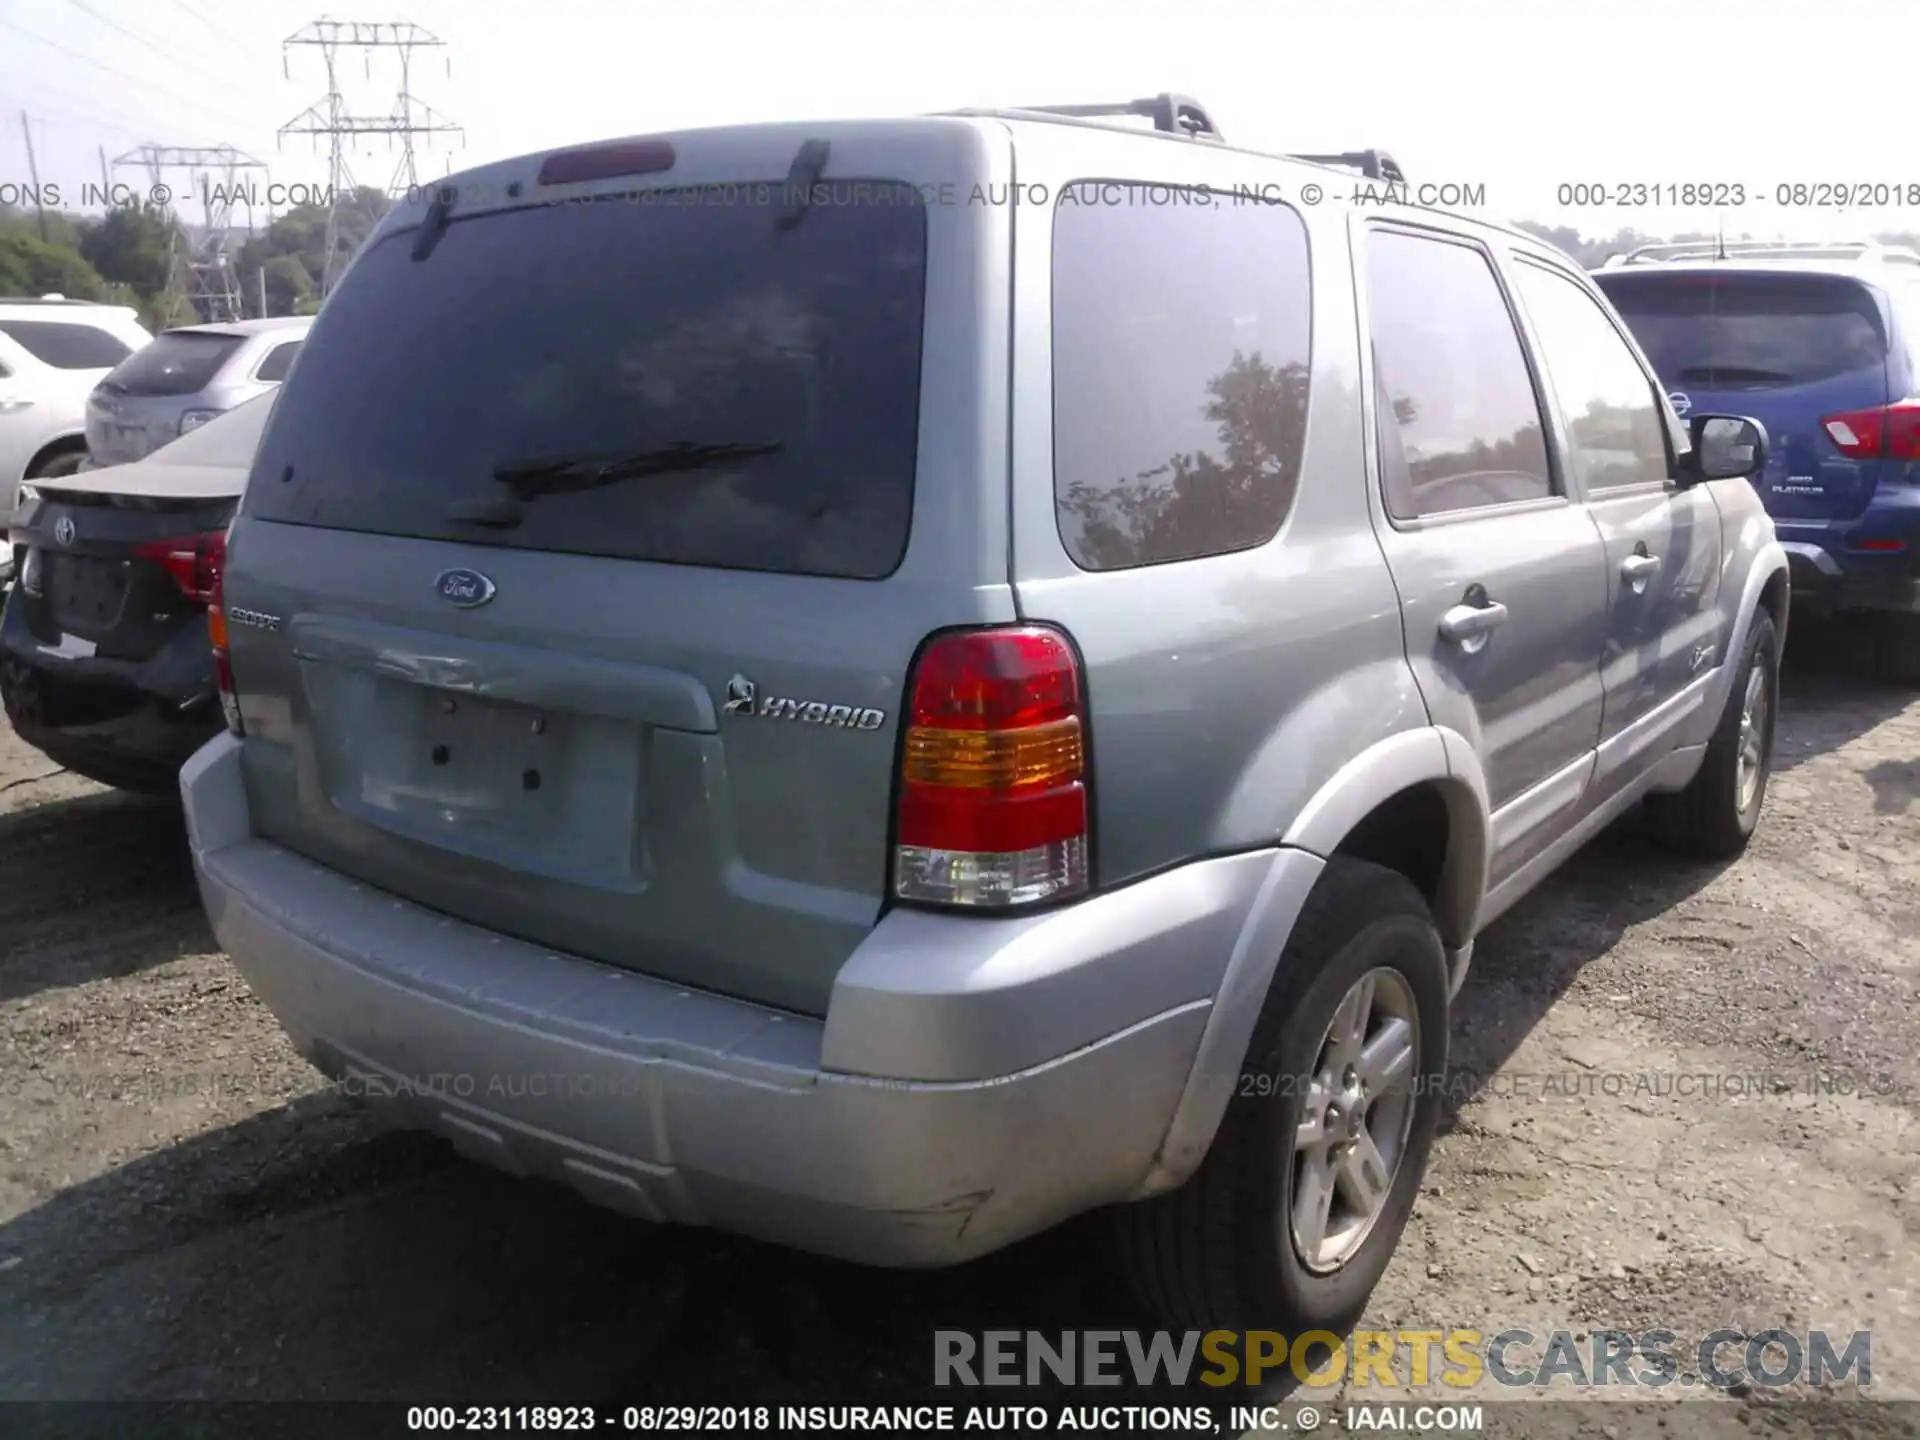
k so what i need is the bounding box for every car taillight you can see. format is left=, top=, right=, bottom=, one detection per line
left=203, top=527, right=243, bottom=736
left=132, top=531, right=223, bottom=604
left=1821, top=399, right=1920, bottom=460
left=893, top=625, right=1089, bottom=909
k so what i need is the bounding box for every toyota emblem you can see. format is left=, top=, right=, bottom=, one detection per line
left=53, top=515, right=75, bottom=547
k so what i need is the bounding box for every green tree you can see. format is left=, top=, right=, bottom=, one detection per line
left=236, top=185, right=392, bottom=313
left=0, top=228, right=108, bottom=299
left=78, top=205, right=181, bottom=298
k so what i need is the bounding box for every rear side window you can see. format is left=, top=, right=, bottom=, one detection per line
left=1052, top=186, right=1311, bottom=570
left=0, top=319, right=133, bottom=370
left=253, top=340, right=301, bottom=382
left=245, top=184, right=928, bottom=580
left=1596, top=273, right=1888, bottom=390
left=104, top=331, right=245, bottom=396
left=1366, top=229, right=1553, bottom=520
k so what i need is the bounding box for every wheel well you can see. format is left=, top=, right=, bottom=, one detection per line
left=1331, top=781, right=1452, bottom=918
left=25, top=434, right=87, bottom=477
left=1758, top=565, right=1789, bottom=628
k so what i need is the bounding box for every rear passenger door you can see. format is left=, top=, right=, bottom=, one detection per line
left=1505, top=255, right=1724, bottom=796
left=1359, top=222, right=1611, bottom=883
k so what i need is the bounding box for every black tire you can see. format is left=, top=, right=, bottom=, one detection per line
left=1114, top=857, right=1449, bottom=1334
left=28, top=447, right=86, bottom=480
left=1875, top=614, right=1920, bottom=689
left=1646, top=611, right=1779, bottom=861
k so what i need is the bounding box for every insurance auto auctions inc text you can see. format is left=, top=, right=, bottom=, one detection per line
left=935, top=1328, right=1871, bottom=1391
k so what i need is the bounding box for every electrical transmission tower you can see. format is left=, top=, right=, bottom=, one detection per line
left=112, top=144, right=268, bottom=323
left=279, top=20, right=462, bottom=296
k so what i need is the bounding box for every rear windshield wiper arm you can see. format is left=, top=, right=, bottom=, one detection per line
left=447, top=440, right=785, bottom=527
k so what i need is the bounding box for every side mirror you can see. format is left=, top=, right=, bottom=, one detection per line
left=1683, top=414, right=1769, bottom=483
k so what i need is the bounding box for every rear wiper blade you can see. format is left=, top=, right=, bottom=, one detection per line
left=448, top=440, right=785, bottom=527
left=492, top=440, right=784, bottom=497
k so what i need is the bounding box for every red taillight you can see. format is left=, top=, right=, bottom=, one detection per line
left=890, top=629, right=1090, bottom=913
left=1854, top=537, right=1907, bottom=552
left=202, top=527, right=243, bottom=736
left=132, top=531, right=223, bottom=604
left=536, top=140, right=675, bottom=187
left=893, top=626, right=1089, bottom=909
left=1821, top=399, right=1920, bottom=460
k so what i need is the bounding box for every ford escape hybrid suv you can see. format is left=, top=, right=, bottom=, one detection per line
left=182, top=97, right=1789, bottom=1335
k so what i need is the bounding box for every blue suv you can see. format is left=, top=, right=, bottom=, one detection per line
left=1595, top=242, right=1920, bottom=682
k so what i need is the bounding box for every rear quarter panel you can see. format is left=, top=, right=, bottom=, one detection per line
left=1004, top=130, right=1428, bottom=889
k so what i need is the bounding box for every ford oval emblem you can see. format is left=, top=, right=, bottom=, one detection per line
left=434, top=567, right=496, bottom=607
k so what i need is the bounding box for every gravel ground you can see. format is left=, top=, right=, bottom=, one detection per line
left=1, top=619, right=1916, bottom=1434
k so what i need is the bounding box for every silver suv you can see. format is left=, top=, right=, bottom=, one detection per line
left=181, top=97, right=1789, bottom=1334
left=85, top=315, right=310, bottom=469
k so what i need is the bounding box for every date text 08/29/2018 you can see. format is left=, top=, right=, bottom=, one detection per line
left=1557, top=180, right=1920, bottom=208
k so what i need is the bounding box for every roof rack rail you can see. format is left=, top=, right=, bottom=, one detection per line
left=0, top=294, right=100, bottom=306
left=1290, top=149, right=1407, bottom=184
left=1007, top=93, right=1226, bottom=142
left=1603, top=239, right=1920, bottom=268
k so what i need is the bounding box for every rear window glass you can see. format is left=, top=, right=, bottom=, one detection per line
left=0, top=319, right=133, bottom=370
left=105, top=330, right=245, bottom=396
left=1052, top=187, right=1312, bottom=570
left=253, top=340, right=301, bottom=382
left=244, top=184, right=929, bottom=580
left=1596, top=273, right=1888, bottom=390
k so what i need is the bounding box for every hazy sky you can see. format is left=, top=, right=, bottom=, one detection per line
left=4, top=0, right=1917, bottom=245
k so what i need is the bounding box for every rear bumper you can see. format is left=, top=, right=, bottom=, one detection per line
left=1778, top=494, right=1920, bottom=616
left=0, top=592, right=221, bottom=789
left=182, top=733, right=1289, bottom=1266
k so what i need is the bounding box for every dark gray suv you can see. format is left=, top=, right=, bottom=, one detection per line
left=180, top=97, right=1789, bottom=1335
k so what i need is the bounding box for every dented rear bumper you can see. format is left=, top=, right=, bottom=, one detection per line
left=181, top=732, right=1278, bottom=1265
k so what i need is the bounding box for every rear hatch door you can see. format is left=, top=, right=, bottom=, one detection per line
left=1597, top=268, right=1892, bottom=521
left=221, top=122, right=1014, bottom=1015
left=88, top=329, right=247, bottom=465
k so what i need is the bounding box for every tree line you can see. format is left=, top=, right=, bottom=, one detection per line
left=5, top=195, right=1920, bottom=333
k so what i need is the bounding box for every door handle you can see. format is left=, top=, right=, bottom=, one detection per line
left=1438, top=599, right=1509, bottom=649
left=1621, top=552, right=1662, bottom=593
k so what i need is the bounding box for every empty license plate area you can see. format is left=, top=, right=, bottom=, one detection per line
left=45, top=553, right=131, bottom=636
left=310, top=664, right=646, bottom=887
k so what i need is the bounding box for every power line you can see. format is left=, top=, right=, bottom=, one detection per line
left=0, top=16, right=261, bottom=134
left=2, top=74, right=220, bottom=145
left=112, top=143, right=268, bottom=321
left=280, top=19, right=462, bottom=295
left=163, top=0, right=254, bottom=56
left=8, top=98, right=172, bottom=150
left=65, top=0, right=280, bottom=106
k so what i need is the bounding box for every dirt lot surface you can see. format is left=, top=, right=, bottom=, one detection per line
left=2, top=621, right=1916, bottom=1436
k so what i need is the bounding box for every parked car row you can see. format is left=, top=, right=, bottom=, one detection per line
left=2, top=393, right=271, bottom=790
left=0, top=296, right=154, bottom=568
left=0, top=300, right=309, bottom=585
left=0, top=96, right=1905, bottom=1341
